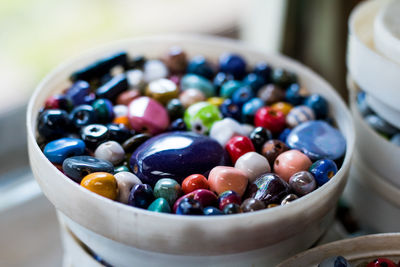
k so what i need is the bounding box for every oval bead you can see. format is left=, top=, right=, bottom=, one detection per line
left=249, top=126, right=273, bottom=152
left=147, top=198, right=171, bottom=213
left=223, top=203, right=242, bottom=215
left=153, top=178, right=182, bottom=206
left=116, top=89, right=141, bottom=106
left=274, top=150, right=312, bottom=182
left=254, top=106, right=286, bottom=134
left=62, top=156, right=114, bottom=183
left=122, top=133, right=152, bottom=154
left=80, top=172, right=118, bottom=200
left=281, top=194, right=299, bottom=205
left=94, top=141, right=125, bottom=165
left=304, top=94, right=328, bottom=119
left=203, top=206, right=223, bottom=216
left=242, top=98, right=264, bottom=124
left=44, top=138, right=85, bottom=164
left=225, top=136, right=255, bottom=164
left=175, top=198, right=203, bottom=215
left=289, top=171, right=317, bottom=196
left=181, top=174, right=209, bottom=195
left=145, top=78, right=179, bottom=105
left=69, top=105, right=97, bottom=128
left=37, top=109, right=71, bottom=140
left=208, top=166, right=248, bottom=197
left=220, top=80, right=242, bottom=98
left=235, top=152, right=271, bottom=183
left=186, top=55, right=214, bottom=79
left=128, top=184, right=154, bottom=209
left=173, top=189, right=218, bottom=213
left=240, top=198, right=266, bottom=212
left=257, top=84, right=285, bottom=105
left=219, top=53, right=246, bottom=79
left=179, top=88, right=206, bottom=108
left=286, top=105, right=315, bottom=128
left=209, top=118, right=247, bottom=146
left=184, top=102, right=222, bottom=135
left=80, top=124, right=109, bottom=150
left=143, top=60, right=168, bottom=83
left=114, top=171, right=142, bottom=204
left=218, top=190, right=241, bottom=210
left=271, top=102, right=293, bottom=116
left=261, top=139, right=290, bottom=166
left=164, top=46, right=187, bottom=74
left=180, top=74, right=215, bottom=98
left=92, top=99, right=114, bottom=123
left=309, top=159, right=338, bottom=186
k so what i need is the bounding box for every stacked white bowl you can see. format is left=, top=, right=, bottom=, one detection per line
left=343, top=0, right=400, bottom=232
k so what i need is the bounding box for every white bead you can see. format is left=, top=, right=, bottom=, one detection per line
left=143, top=60, right=168, bottom=83
left=235, top=152, right=271, bottom=183
left=286, top=105, right=315, bottom=128
left=114, top=172, right=142, bottom=203
left=113, top=104, right=128, bottom=117
left=126, top=69, right=145, bottom=89
left=94, top=141, right=125, bottom=165
left=209, top=118, right=247, bottom=146
left=241, top=124, right=255, bottom=137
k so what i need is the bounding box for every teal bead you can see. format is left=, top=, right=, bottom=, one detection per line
left=153, top=178, right=182, bottom=206
left=220, top=80, right=242, bottom=98
left=184, top=102, right=222, bottom=135
left=180, top=74, right=215, bottom=98
left=147, top=198, right=171, bottom=213
left=114, top=165, right=130, bottom=173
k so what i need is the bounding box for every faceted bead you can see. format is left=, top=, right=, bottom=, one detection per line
left=96, top=73, right=128, bottom=101
left=180, top=74, right=215, bottom=98
left=225, top=136, right=255, bottom=164
left=246, top=173, right=290, bottom=205
left=114, top=171, right=142, bottom=203
left=271, top=68, right=297, bottom=88
left=122, top=133, right=151, bottom=153
left=309, top=159, right=338, bottom=186
left=319, top=256, right=351, bottom=267
left=126, top=69, right=145, bottom=89
left=106, top=123, right=133, bottom=144
left=254, top=106, right=286, bottom=134
left=274, top=150, right=312, bottom=182
left=257, top=84, right=285, bottom=105
left=240, top=198, right=266, bottom=212
left=207, top=97, right=225, bottom=107
left=94, top=141, right=125, bottom=165
left=235, top=152, right=271, bottom=183
left=92, top=99, right=114, bottom=123
left=37, top=109, right=71, bottom=140
left=128, top=96, right=169, bottom=135
left=181, top=174, right=209, bottom=195
left=62, top=155, right=114, bottom=183
left=145, top=78, right=179, bottom=105
left=179, top=88, right=206, bottom=108
left=176, top=198, right=203, bottom=215
left=186, top=55, right=214, bottom=79
left=285, top=83, right=307, bottom=105
left=289, top=171, right=316, bottom=196
left=271, top=102, right=293, bottom=116
left=365, top=114, right=397, bottom=136
left=163, top=46, right=187, bottom=74
left=286, top=105, right=315, bottom=128
left=231, top=85, right=254, bottom=107
left=184, top=102, right=222, bottom=135
left=252, top=62, right=272, bottom=84
left=80, top=124, right=109, bottom=150
left=223, top=203, right=241, bottom=215
left=116, top=89, right=141, bottom=105
left=143, top=60, right=168, bottom=83
left=43, top=138, right=85, bottom=164
left=173, top=189, right=218, bottom=213
left=220, top=80, right=242, bottom=98
left=242, top=98, right=264, bottom=124
left=65, top=80, right=90, bottom=106
left=242, top=73, right=265, bottom=92
left=153, top=178, right=182, bottom=206
left=262, top=139, right=290, bottom=166
left=209, top=118, right=247, bottom=146
left=203, top=206, right=223, bottom=216
left=218, top=190, right=241, bottom=210
left=128, top=184, right=154, bottom=209
left=69, top=105, right=97, bottom=128
left=249, top=126, right=273, bottom=152
left=220, top=98, right=242, bottom=122
left=166, top=98, right=185, bottom=121
left=219, top=53, right=247, bottom=79
left=148, top=198, right=171, bottom=213
left=80, top=172, right=118, bottom=200
left=208, top=166, right=248, bottom=197
left=304, top=94, right=328, bottom=119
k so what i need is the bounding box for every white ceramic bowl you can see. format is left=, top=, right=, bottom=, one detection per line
left=277, top=233, right=400, bottom=267
left=27, top=34, right=354, bottom=266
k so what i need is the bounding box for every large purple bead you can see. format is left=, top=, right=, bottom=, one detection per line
left=130, top=131, right=228, bottom=185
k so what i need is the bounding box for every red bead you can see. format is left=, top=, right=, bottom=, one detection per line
left=225, top=136, right=255, bottom=164
left=367, top=258, right=397, bottom=267
left=254, top=106, right=286, bottom=134
left=181, top=174, right=209, bottom=194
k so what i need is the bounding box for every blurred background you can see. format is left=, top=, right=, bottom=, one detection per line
left=0, top=0, right=361, bottom=266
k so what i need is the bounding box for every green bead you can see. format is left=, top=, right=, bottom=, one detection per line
left=114, top=165, right=130, bottom=173
left=220, top=80, right=242, bottom=98
left=147, top=198, right=171, bottom=213
left=184, top=102, right=222, bottom=135
left=180, top=74, right=215, bottom=97
left=153, top=178, right=182, bottom=206
left=92, top=99, right=113, bottom=123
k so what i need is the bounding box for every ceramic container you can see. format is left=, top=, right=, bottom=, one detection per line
left=27, top=34, right=354, bottom=266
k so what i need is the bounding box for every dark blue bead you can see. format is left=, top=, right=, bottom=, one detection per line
left=286, top=83, right=305, bottom=105
left=128, top=184, right=154, bottom=209
left=62, top=156, right=114, bottom=183
left=92, top=99, right=114, bottom=123
left=242, top=73, right=265, bottom=92
left=96, top=73, right=128, bottom=101
left=122, top=133, right=152, bottom=154
left=69, top=105, right=97, bottom=128
left=83, top=93, right=96, bottom=105
left=43, top=138, right=85, bottom=164
left=219, top=53, right=247, bottom=79
left=203, top=206, right=223, bottom=216
left=278, top=128, right=291, bottom=144
left=242, top=98, right=264, bottom=124
left=271, top=68, right=297, bottom=88
left=130, top=132, right=228, bottom=185
left=249, top=126, right=273, bottom=152
left=65, top=81, right=90, bottom=106
left=80, top=124, right=109, bottom=150
left=309, top=159, right=338, bottom=186
left=106, top=123, right=134, bottom=144
left=304, top=94, right=328, bottom=119
left=37, top=109, right=71, bottom=140
left=176, top=198, right=203, bottom=215
left=213, top=72, right=234, bottom=95
left=319, top=256, right=351, bottom=267
left=168, top=118, right=187, bottom=131
left=223, top=203, right=241, bottom=214
left=220, top=99, right=242, bottom=122
left=231, top=86, right=254, bottom=107
left=252, top=62, right=272, bottom=84
left=186, top=55, right=214, bottom=79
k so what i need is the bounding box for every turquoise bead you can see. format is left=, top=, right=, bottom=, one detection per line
left=153, top=178, right=182, bottom=206
left=180, top=74, right=215, bottom=97
left=148, top=198, right=171, bottom=213
left=220, top=80, right=242, bottom=98
left=44, top=138, right=86, bottom=164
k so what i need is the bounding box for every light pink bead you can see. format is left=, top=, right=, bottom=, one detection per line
left=208, top=166, right=248, bottom=197
left=179, top=88, right=206, bottom=108
left=273, top=150, right=312, bottom=182
left=128, top=96, right=169, bottom=135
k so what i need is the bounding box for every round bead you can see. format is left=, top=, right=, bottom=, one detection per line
left=116, top=89, right=141, bottom=106
left=173, top=189, right=218, bottom=213
left=184, top=102, right=222, bottom=135
left=219, top=98, right=242, bottom=122
left=242, top=98, right=265, bottom=124
left=223, top=203, right=242, bottom=215
left=220, top=80, right=242, bottom=98
left=274, top=150, right=312, bottom=182
left=249, top=126, right=273, bottom=152
left=208, top=166, right=248, bottom=197
left=69, top=105, right=97, bottom=128
left=218, top=190, right=241, bottom=210
left=122, top=133, right=151, bottom=153
left=163, top=46, right=187, bottom=74
left=62, top=156, right=114, bottom=183
left=262, top=139, right=290, bottom=166
left=143, top=60, right=168, bottom=83
left=213, top=72, right=234, bottom=95
left=43, top=138, right=85, bottom=164
left=319, top=256, right=352, bottom=267
left=128, top=184, right=154, bottom=209
left=219, top=53, right=247, bottom=79
left=80, top=172, right=118, bottom=200
left=153, top=178, right=182, bottom=206
left=203, top=206, right=223, bottom=216
left=289, top=171, right=317, bottom=196
left=309, top=159, right=338, bottom=186
left=106, top=123, right=133, bottom=144
left=209, top=118, right=247, bottom=146
left=286, top=105, right=315, bottom=128
left=252, top=62, right=272, bottom=83
left=285, top=83, right=307, bottom=105
left=240, top=198, right=266, bottom=212
left=168, top=118, right=187, bottom=131
left=37, top=109, right=71, bottom=140
left=366, top=258, right=397, bottom=267
left=114, top=171, right=142, bottom=204
left=281, top=194, right=298, bottom=205
left=231, top=85, right=254, bottom=107
left=271, top=102, right=293, bottom=116
left=207, top=97, right=225, bottom=107
left=126, top=69, right=145, bottom=89
left=148, top=198, right=171, bottom=213
left=271, top=68, right=297, bottom=88
left=145, top=78, right=179, bottom=105
left=365, top=114, right=397, bottom=136
left=166, top=98, right=185, bottom=121
left=180, top=74, right=215, bottom=98
left=186, top=55, right=214, bottom=79
left=94, top=140, right=125, bottom=165
left=113, top=104, right=128, bottom=118
left=242, top=73, right=265, bottom=92
left=225, top=136, right=256, bottom=164
left=257, top=84, right=285, bottom=105
left=176, top=198, right=203, bottom=215
left=128, top=96, right=169, bottom=135
left=246, top=173, right=291, bottom=205
left=80, top=124, right=109, bottom=150
left=114, top=165, right=130, bottom=173
left=179, top=88, right=206, bottom=108
left=92, top=99, right=114, bottom=124
left=235, top=152, right=271, bottom=183
left=254, top=106, right=286, bottom=134
left=181, top=174, right=209, bottom=195
left=304, top=94, right=328, bottom=119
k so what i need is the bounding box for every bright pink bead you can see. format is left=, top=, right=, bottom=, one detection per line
left=128, top=96, right=170, bottom=135
left=254, top=106, right=286, bottom=134
left=273, top=150, right=312, bottom=182
left=225, top=136, right=255, bottom=164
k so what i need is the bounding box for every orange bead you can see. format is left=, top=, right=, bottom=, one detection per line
left=80, top=172, right=118, bottom=200
left=113, top=116, right=131, bottom=129
left=271, top=102, right=293, bottom=116
left=181, top=174, right=209, bottom=194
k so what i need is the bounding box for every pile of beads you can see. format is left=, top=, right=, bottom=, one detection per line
left=36, top=47, right=346, bottom=216
left=319, top=256, right=400, bottom=267
left=357, top=91, right=400, bottom=146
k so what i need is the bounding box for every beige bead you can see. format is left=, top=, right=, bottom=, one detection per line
left=235, top=152, right=271, bottom=183
left=94, top=141, right=125, bottom=166
left=114, top=171, right=143, bottom=203
left=179, top=88, right=206, bottom=108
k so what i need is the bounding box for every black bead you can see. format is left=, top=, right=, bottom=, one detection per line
left=250, top=127, right=273, bottom=152
left=106, top=123, right=134, bottom=144
left=166, top=98, right=185, bottom=121
left=80, top=124, right=109, bottom=150
left=122, top=133, right=152, bottom=153
left=253, top=62, right=272, bottom=84
left=219, top=99, right=242, bottom=122
left=96, top=73, right=128, bottom=101
left=128, top=55, right=146, bottom=69
left=168, top=118, right=187, bottom=132
left=37, top=109, right=71, bottom=140
left=271, top=68, right=297, bottom=88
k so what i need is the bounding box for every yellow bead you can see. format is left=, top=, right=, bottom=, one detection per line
left=80, top=172, right=118, bottom=200
left=207, top=97, right=225, bottom=107
left=271, top=102, right=293, bottom=115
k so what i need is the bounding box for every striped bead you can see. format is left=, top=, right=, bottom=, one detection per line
left=286, top=105, right=315, bottom=128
